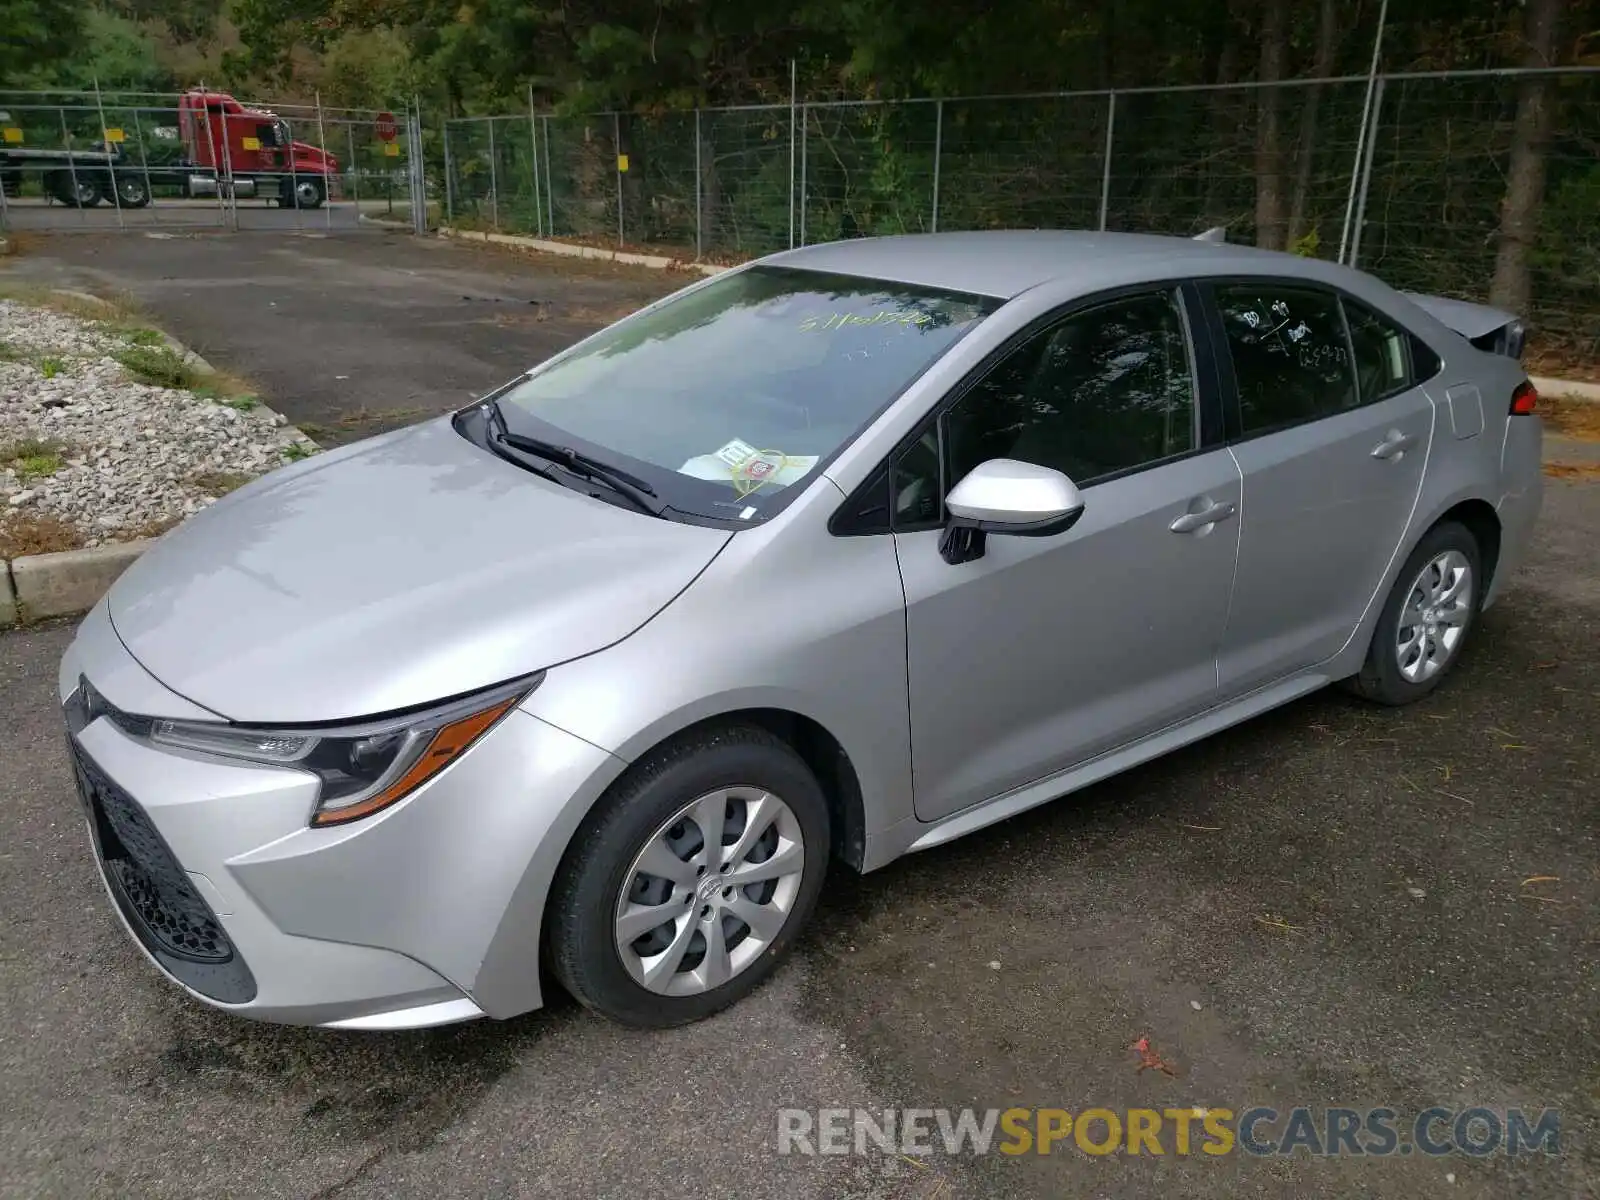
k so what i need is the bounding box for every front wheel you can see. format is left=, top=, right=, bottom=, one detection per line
left=547, top=725, right=830, bottom=1027
left=1345, top=520, right=1482, bottom=705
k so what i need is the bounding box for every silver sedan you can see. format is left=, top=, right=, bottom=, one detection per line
left=59, top=230, right=1543, bottom=1030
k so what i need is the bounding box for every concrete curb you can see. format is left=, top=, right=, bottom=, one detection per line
left=1532, top=376, right=1600, bottom=403
left=0, top=300, right=317, bottom=630
left=438, top=225, right=729, bottom=277
left=7, top=541, right=149, bottom=625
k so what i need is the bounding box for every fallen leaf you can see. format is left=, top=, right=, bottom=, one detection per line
left=1436, top=789, right=1474, bottom=806
left=1533, top=661, right=1559, bottom=670
left=1180, top=823, right=1222, bottom=831
left=1254, top=915, right=1301, bottom=932
left=1130, top=1035, right=1179, bottom=1077
left=1521, top=875, right=1560, bottom=886
left=1501, top=743, right=1534, bottom=751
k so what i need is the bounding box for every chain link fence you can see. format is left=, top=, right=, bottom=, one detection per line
left=0, top=89, right=427, bottom=234
left=446, top=67, right=1600, bottom=364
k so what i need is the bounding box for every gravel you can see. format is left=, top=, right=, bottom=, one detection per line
left=0, top=299, right=315, bottom=549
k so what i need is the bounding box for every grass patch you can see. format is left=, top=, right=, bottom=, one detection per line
left=190, top=469, right=253, bottom=495
left=0, top=341, right=23, bottom=362
left=1543, top=394, right=1600, bottom=442
left=38, top=356, right=64, bottom=380
left=282, top=442, right=316, bottom=462
left=114, top=345, right=200, bottom=390
left=190, top=384, right=259, bottom=411
left=0, top=510, right=84, bottom=558
left=1, top=437, right=70, bottom=481
left=116, top=326, right=165, bottom=347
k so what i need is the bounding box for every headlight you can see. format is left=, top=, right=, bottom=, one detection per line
left=147, top=675, right=539, bottom=826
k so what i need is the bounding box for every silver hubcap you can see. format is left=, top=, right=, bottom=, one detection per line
left=295, top=181, right=320, bottom=204
left=614, top=788, right=805, bottom=997
left=1396, top=549, right=1473, bottom=683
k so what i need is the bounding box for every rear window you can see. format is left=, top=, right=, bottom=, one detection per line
left=496, top=266, right=999, bottom=522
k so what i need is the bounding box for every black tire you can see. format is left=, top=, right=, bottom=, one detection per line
left=1344, top=520, right=1483, bottom=706
left=547, top=724, right=830, bottom=1028
left=112, top=173, right=150, bottom=209
left=285, top=177, right=325, bottom=209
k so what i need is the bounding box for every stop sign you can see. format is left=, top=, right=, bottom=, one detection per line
left=374, top=112, right=398, bottom=142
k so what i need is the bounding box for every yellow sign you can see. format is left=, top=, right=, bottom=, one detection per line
left=241, top=136, right=261, bottom=151
left=2, top=128, right=22, bottom=144
left=616, top=153, right=630, bottom=173
left=383, top=142, right=400, bottom=157
left=104, top=128, right=125, bottom=143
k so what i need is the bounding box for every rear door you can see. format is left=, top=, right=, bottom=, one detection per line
left=1206, top=282, right=1437, bottom=696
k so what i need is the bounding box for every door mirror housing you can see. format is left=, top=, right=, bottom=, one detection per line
left=939, top=458, right=1086, bottom=565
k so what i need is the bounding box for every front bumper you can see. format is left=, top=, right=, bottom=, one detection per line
left=60, top=603, right=618, bottom=1029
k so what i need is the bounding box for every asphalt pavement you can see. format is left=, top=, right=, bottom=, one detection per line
left=0, top=230, right=1595, bottom=1198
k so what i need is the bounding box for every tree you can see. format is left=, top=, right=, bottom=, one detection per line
left=0, top=0, right=82, bottom=83
left=1490, top=0, right=1562, bottom=315
left=1252, top=0, right=1288, bottom=249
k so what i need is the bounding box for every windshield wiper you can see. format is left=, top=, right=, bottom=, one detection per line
left=481, top=399, right=665, bottom=516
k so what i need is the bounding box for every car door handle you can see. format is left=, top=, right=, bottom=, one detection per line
left=1371, top=430, right=1418, bottom=460
left=1169, top=501, right=1236, bottom=533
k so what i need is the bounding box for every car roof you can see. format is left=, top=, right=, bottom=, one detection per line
left=760, top=230, right=1351, bottom=301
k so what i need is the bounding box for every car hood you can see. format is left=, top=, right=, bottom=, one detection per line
left=107, top=418, right=732, bottom=723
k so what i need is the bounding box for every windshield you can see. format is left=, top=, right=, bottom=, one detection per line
left=494, top=266, right=999, bottom=522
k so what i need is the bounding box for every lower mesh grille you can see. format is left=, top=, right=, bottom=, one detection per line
left=73, top=745, right=234, bottom=964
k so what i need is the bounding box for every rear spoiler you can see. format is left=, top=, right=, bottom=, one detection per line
left=1403, top=292, right=1527, bottom=359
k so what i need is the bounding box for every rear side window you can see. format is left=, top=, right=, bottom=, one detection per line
left=1215, top=285, right=1357, bottom=435
left=1343, top=299, right=1414, bottom=402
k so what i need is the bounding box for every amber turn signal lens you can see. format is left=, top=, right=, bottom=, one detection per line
left=310, top=695, right=520, bottom=827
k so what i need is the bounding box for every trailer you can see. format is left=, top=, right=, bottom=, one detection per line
left=0, top=89, right=339, bottom=211
left=0, top=143, right=150, bottom=207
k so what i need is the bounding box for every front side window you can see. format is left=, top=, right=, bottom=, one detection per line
left=496, top=266, right=997, bottom=522
left=893, top=290, right=1196, bottom=526
left=1215, top=284, right=1357, bottom=434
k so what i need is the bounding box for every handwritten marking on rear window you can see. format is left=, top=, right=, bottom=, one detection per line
left=798, top=310, right=935, bottom=333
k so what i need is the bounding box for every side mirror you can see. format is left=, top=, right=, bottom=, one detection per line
left=939, top=458, right=1085, bottom=565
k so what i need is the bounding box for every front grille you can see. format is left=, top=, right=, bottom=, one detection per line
left=68, top=732, right=257, bottom=1003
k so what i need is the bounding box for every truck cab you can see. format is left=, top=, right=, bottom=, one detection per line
left=178, top=91, right=338, bottom=209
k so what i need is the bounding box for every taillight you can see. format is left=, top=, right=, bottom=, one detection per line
left=1511, top=381, right=1538, bottom=415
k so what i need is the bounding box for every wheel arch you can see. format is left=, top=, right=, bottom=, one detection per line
left=471, top=703, right=869, bottom=1020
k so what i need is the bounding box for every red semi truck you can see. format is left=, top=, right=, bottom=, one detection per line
left=0, top=89, right=339, bottom=209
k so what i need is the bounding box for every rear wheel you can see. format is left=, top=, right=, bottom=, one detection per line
left=112, top=173, right=150, bottom=208
left=1345, top=521, right=1482, bottom=706
left=284, top=177, right=324, bottom=209
left=547, top=724, right=830, bottom=1028
left=48, top=171, right=103, bottom=207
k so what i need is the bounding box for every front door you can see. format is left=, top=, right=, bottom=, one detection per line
left=1207, top=283, right=1437, bottom=696
left=893, top=289, right=1243, bottom=823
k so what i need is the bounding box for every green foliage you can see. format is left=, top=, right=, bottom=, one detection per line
left=9, top=7, right=171, bottom=91
left=0, top=0, right=81, bottom=84
left=1290, top=227, right=1321, bottom=258
left=114, top=345, right=199, bottom=389
left=281, top=441, right=315, bottom=461
left=0, top=438, right=69, bottom=481
left=38, top=356, right=64, bottom=379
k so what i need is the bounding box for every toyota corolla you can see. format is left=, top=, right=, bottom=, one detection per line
left=59, top=230, right=1542, bottom=1030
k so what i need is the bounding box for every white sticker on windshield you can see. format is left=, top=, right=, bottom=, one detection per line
left=714, top=438, right=759, bottom=468
left=680, top=438, right=819, bottom=497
